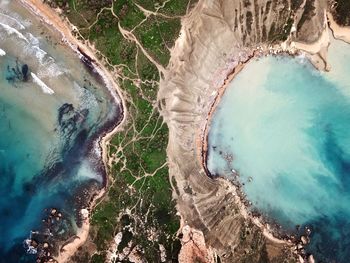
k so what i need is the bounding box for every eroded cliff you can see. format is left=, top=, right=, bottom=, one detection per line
left=158, top=0, right=330, bottom=262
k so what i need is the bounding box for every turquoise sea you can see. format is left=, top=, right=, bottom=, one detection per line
left=208, top=38, right=350, bottom=262
left=0, top=1, right=119, bottom=262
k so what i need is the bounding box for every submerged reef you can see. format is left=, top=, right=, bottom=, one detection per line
left=58, top=103, right=89, bottom=141
left=6, top=60, right=30, bottom=83
left=39, top=0, right=350, bottom=262
left=0, top=2, right=120, bottom=262
left=42, top=0, right=191, bottom=262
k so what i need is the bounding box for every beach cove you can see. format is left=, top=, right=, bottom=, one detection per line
left=13, top=0, right=350, bottom=261
left=0, top=0, right=122, bottom=262
left=207, top=30, right=350, bottom=262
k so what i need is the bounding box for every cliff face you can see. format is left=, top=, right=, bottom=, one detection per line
left=294, top=0, right=326, bottom=42
left=158, top=0, right=327, bottom=262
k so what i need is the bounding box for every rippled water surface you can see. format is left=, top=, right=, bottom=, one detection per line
left=0, top=1, right=119, bottom=261
left=208, top=39, right=350, bottom=262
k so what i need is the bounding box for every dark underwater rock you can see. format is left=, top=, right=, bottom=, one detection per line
left=58, top=103, right=74, bottom=126
left=22, top=64, right=29, bottom=81
left=57, top=103, right=89, bottom=142
left=6, top=61, right=30, bottom=83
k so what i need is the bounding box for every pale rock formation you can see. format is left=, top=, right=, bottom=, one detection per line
left=158, top=0, right=326, bottom=262
left=179, top=225, right=215, bottom=263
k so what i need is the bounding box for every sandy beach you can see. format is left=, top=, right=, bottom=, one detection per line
left=18, top=0, right=126, bottom=262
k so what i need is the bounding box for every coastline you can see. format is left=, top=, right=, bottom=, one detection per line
left=292, top=10, right=330, bottom=55
left=198, top=49, right=297, bottom=246
left=200, top=56, right=253, bottom=177
left=197, top=52, right=310, bottom=260
left=197, top=29, right=336, bottom=260
left=197, top=12, right=350, bottom=261
left=157, top=0, right=350, bottom=262
left=19, top=0, right=127, bottom=262
left=327, top=12, right=350, bottom=44
left=19, top=0, right=350, bottom=262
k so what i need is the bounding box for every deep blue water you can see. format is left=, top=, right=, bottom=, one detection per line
left=0, top=1, right=119, bottom=262
left=208, top=39, right=350, bottom=262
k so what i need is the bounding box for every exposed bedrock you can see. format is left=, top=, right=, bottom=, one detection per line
left=158, top=0, right=328, bottom=262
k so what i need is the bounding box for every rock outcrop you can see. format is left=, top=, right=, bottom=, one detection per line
left=158, top=0, right=328, bottom=261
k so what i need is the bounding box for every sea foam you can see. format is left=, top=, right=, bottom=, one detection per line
left=31, top=73, right=54, bottom=94
left=0, top=12, right=25, bottom=30
left=0, top=22, right=28, bottom=42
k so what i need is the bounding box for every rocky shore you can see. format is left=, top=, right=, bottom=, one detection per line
left=20, top=0, right=350, bottom=262
left=158, top=0, right=344, bottom=262
left=18, top=0, right=126, bottom=262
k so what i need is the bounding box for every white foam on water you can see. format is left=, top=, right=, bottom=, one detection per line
left=22, top=35, right=47, bottom=63
left=93, top=139, right=102, bottom=158
left=27, top=32, right=39, bottom=45
left=0, top=47, right=5, bottom=56
left=94, top=65, right=121, bottom=104
left=23, top=33, right=66, bottom=78
left=33, top=46, right=47, bottom=61
left=21, top=45, right=47, bottom=65
left=0, top=12, right=25, bottom=30
left=37, top=61, right=65, bottom=79
left=75, top=159, right=102, bottom=182
left=295, top=53, right=307, bottom=64
left=0, top=22, right=28, bottom=42
left=31, top=72, right=55, bottom=94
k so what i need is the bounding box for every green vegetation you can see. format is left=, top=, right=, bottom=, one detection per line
left=266, top=1, right=295, bottom=43
left=45, top=0, right=192, bottom=261
left=333, top=0, right=350, bottom=26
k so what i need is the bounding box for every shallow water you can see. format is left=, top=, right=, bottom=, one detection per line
left=208, top=39, right=350, bottom=262
left=0, top=1, right=119, bottom=262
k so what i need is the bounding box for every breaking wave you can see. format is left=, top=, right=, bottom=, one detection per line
left=0, top=21, right=28, bottom=42
left=0, top=12, right=25, bottom=30
left=31, top=72, right=54, bottom=94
